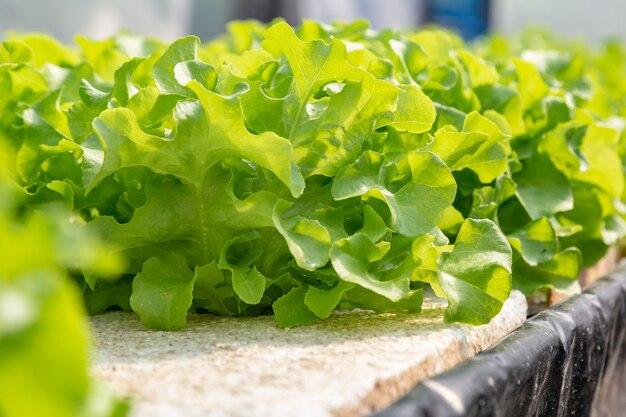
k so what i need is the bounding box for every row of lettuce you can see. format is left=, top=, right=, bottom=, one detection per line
left=2, top=21, right=626, bottom=337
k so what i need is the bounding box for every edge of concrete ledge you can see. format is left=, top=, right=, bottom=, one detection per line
left=90, top=291, right=527, bottom=417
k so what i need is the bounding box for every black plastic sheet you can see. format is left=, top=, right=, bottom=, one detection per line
left=374, top=263, right=626, bottom=417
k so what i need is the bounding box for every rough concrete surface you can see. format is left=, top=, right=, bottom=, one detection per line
left=90, top=291, right=527, bottom=417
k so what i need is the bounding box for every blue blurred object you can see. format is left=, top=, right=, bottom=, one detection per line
left=423, top=0, right=490, bottom=40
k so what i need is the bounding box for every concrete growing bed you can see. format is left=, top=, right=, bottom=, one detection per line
left=91, top=293, right=526, bottom=417
left=89, top=249, right=620, bottom=417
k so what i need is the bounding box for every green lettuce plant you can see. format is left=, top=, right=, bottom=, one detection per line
left=2, top=21, right=625, bottom=332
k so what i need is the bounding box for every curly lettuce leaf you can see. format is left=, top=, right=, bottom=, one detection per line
left=438, top=218, right=512, bottom=324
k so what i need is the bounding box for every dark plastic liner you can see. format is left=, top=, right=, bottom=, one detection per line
left=373, top=262, right=626, bottom=417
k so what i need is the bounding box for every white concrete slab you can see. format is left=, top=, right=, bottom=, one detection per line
left=90, top=291, right=527, bottom=417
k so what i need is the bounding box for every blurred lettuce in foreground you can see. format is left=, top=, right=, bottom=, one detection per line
left=0, top=142, right=128, bottom=417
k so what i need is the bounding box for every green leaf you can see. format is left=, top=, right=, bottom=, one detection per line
left=153, top=36, right=201, bottom=96
left=574, top=124, right=623, bottom=199
left=111, top=57, right=143, bottom=105
left=88, top=166, right=278, bottom=268
left=557, top=183, right=611, bottom=266
left=79, top=80, right=109, bottom=108
left=437, top=205, right=465, bottom=236
left=174, top=60, right=217, bottom=92
left=218, top=234, right=266, bottom=305
left=92, top=86, right=303, bottom=197
left=475, top=84, right=525, bottom=136
left=439, top=219, right=512, bottom=325
left=470, top=175, right=517, bottom=221
left=332, top=150, right=456, bottom=236
left=507, top=217, right=558, bottom=266
left=83, top=278, right=132, bottom=315
left=387, top=84, right=436, bottom=133
left=1, top=273, right=90, bottom=417
left=512, top=247, right=582, bottom=294
left=190, top=82, right=304, bottom=196
left=360, top=204, right=388, bottom=241
left=536, top=123, right=586, bottom=178
left=291, top=75, right=400, bottom=178
left=305, top=281, right=354, bottom=318
left=273, top=286, right=319, bottom=328
left=456, top=50, right=499, bottom=87
left=75, top=36, right=129, bottom=82
left=514, top=152, right=573, bottom=219
left=331, top=233, right=409, bottom=301
left=6, top=34, right=80, bottom=67
left=429, top=111, right=510, bottom=183
left=263, top=21, right=363, bottom=106
left=262, top=21, right=401, bottom=177
left=385, top=37, right=428, bottom=83
left=341, top=286, right=423, bottom=313
left=513, top=58, right=549, bottom=111
left=130, top=254, right=196, bottom=330
left=272, top=199, right=333, bottom=271
left=193, top=262, right=239, bottom=317
left=411, top=233, right=449, bottom=297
